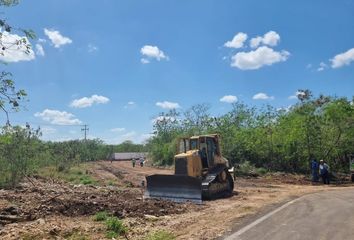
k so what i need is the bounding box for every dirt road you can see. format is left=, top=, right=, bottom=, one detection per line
left=225, top=188, right=354, bottom=240
left=91, top=160, right=172, bottom=186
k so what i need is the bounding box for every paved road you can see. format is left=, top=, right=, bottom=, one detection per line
left=225, top=188, right=354, bottom=240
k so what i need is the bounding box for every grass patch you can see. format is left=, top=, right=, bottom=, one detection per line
left=105, top=217, right=128, bottom=238
left=92, top=213, right=128, bottom=239
left=93, top=211, right=109, bottom=222
left=79, top=175, right=95, bottom=185
left=145, top=230, right=176, bottom=240
left=38, top=165, right=97, bottom=185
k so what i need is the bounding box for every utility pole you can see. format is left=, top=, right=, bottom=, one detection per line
left=81, top=124, right=89, bottom=141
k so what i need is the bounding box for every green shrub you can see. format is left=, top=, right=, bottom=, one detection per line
left=256, top=167, right=268, bottom=175
left=105, top=217, right=127, bottom=236
left=145, top=230, right=175, bottom=240
left=93, top=211, right=109, bottom=221
left=80, top=176, right=94, bottom=185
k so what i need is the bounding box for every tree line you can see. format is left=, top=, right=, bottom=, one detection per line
left=146, top=90, right=354, bottom=174
left=0, top=125, right=146, bottom=188
left=1, top=90, right=353, bottom=188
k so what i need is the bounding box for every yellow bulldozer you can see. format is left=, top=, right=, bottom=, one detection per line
left=145, top=134, right=234, bottom=203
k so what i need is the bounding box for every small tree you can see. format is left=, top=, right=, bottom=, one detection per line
left=0, top=125, right=41, bottom=187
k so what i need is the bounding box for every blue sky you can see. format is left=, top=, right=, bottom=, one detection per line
left=1, top=0, right=353, bottom=143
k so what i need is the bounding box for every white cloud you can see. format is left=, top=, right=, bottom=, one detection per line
left=156, top=101, right=181, bottom=109
left=0, top=31, right=35, bottom=62
left=262, top=31, right=280, bottom=46
left=34, top=109, right=82, bottom=125
left=88, top=43, right=98, bottom=53
left=231, top=46, right=290, bottom=70
left=253, top=92, right=274, bottom=100
left=224, top=32, right=248, bottom=49
left=317, top=62, right=328, bottom=72
left=250, top=31, right=280, bottom=48
left=220, top=95, right=238, bottom=103
left=35, top=43, right=45, bottom=56
left=110, top=128, right=125, bottom=132
left=141, top=58, right=150, bottom=64
left=70, top=95, right=110, bottom=108
left=330, top=47, right=354, bottom=68
left=250, top=36, right=263, bottom=48
left=140, top=45, right=168, bottom=61
left=44, top=28, right=72, bottom=48
left=306, top=63, right=312, bottom=69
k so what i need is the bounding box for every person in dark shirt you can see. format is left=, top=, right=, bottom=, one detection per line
left=311, top=159, right=319, bottom=182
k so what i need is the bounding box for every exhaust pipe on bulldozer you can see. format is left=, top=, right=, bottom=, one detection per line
left=144, top=175, right=202, bottom=204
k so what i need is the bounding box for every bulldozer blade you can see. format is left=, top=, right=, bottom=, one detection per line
left=144, top=175, right=202, bottom=204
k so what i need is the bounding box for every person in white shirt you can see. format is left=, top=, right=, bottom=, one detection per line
left=319, top=159, right=330, bottom=184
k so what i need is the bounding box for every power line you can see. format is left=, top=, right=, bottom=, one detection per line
left=81, top=124, right=89, bottom=141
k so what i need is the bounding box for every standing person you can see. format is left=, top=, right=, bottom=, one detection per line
left=132, top=158, right=136, bottom=167
left=311, top=159, right=319, bottom=182
left=139, top=157, right=144, bottom=167
left=319, top=160, right=330, bottom=184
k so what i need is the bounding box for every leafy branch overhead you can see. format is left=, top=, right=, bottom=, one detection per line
left=0, top=0, right=19, bottom=7
left=0, top=20, right=36, bottom=56
left=0, top=0, right=36, bottom=123
left=0, top=71, right=27, bottom=112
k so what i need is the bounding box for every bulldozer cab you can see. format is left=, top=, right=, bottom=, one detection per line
left=178, top=135, right=221, bottom=169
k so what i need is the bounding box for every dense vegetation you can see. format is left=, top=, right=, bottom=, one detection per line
left=147, top=90, right=354, bottom=174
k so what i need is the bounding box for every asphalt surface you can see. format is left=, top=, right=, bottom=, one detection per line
left=225, top=188, right=354, bottom=240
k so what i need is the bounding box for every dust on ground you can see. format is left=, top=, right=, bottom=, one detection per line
left=0, top=161, right=352, bottom=240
